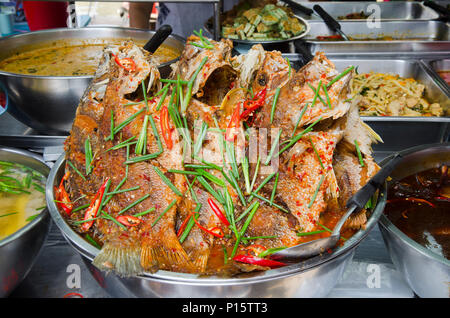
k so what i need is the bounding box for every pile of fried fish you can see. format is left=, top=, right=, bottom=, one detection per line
left=60, top=34, right=382, bottom=277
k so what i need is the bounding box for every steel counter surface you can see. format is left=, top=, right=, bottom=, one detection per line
left=7, top=204, right=413, bottom=298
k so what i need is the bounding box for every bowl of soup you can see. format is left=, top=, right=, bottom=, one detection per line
left=379, top=143, right=450, bottom=298
left=0, top=27, right=185, bottom=134
left=0, top=146, right=50, bottom=297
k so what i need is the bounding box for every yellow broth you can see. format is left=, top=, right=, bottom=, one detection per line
left=0, top=40, right=180, bottom=76
left=0, top=163, right=46, bottom=240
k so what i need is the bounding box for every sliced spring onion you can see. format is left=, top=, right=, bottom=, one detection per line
left=309, top=80, right=322, bottom=108
left=249, top=157, right=261, bottom=195
left=135, top=115, right=149, bottom=155
left=178, top=204, right=201, bottom=243
left=67, top=160, right=86, bottom=181
left=181, top=57, right=208, bottom=113
left=105, top=136, right=137, bottom=152
left=292, top=108, right=312, bottom=136
left=156, top=84, right=170, bottom=111
left=264, top=128, right=282, bottom=165
left=297, top=230, right=326, bottom=236
left=197, top=175, right=224, bottom=204
left=231, top=201, right=260, bottom=258
left=270, top=87, right=280, bottom=124
left=251, top=192, right=289, bottom=213
left=258, top=246, right=287, bottom=258
left=269, top=172, right=279, bottom=206
left=322, top=85, right=332, bottom=109
left=106, top=186, right=140, bottom=196
left=277, top=116, right=323, bottom=157
left=354, top=140, right=365, bottom=167
left=193, top=121, right=208, bottom=156
left=151, top=198, right=177, bottom=227
left=153, top=166, right=182, bottom=196
left=248, top=172, right=275, bottom=202
left=242, top=155, right=251, bottom=194
left=236, top=200, right=258, bottom=223
left=308, top=174, right=325, bottom=208
left=309, top=137, right=324, bottom=170
left=0, top=212, right=17, bottom=218
left=132, top=207, right=155, bottom=217
left=85, top=137, right=93, bottom=175
left=326, top=66, right=355, bottom=88
left=117, top=193, right=150, bottom=215
left=105, top=108, right=146, bottom=141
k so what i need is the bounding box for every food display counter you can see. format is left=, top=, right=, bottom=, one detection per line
left=0, top=0, right=449, bottom=299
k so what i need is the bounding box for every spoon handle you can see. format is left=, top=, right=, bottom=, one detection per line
left=143, top=25, right=173, bottom=53
left=346, top=152, right=403, bottom=210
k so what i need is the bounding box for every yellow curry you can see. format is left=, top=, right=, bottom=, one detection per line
left=0, top=39, right=180, bottom=76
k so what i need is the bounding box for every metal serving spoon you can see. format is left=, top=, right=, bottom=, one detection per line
left=270, top=153, right=404, bottom=262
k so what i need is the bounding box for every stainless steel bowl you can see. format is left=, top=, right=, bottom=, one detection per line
left=378, top=143, right=450, bottom=298
left=0, top=27, right=185, bottom=134
left=0, top=147, right=51, bottom=297
left=47, top=154, right=387, bottom=297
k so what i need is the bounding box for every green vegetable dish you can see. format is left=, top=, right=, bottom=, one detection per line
left=222, top=4, right=306, bottom=41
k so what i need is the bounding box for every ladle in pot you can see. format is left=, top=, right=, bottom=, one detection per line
left=143, top=24, right=173, bottom=53
left=270, top=153, right=404, bottom=261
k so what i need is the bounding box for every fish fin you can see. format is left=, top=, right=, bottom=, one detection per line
left=188, top=248, right=210, bottom=273
left=92, top=241, right=143, bottom=277
left=140, top=238, right=194, bottom=272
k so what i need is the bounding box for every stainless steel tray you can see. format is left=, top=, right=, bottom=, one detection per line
left=302, top=20, right=450, bottom=55
left=289, top=1, right=441, bottom=21
left=421, top=58, right=450, bottom=92
left=284, top=53, right=450, bottom=154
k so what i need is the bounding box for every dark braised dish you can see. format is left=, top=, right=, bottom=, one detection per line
left=385, top=165, right=450, bottom=260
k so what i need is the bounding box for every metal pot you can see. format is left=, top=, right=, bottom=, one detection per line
left=378, top=143, right=450, bottom=298
left=0, top=147, right=51, bottom=297
left=46, top=154, right=387, bottom=298
left=0, top=27, right=185, bottom=135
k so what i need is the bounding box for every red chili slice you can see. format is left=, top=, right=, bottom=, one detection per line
left=233, top=254, right=286, bottom=268
left=240, top=88, right=267, bottom=120
left=160, top=105, right=173, bottom=150
left=192, top=213, right=224, bottom=238
left=112, top=53, right=136, bottom=72
left=55, top=173, right=73, bottom=216
left=177, top=212, right=195, bottom=237
left=207, top=198, right=230, bottom=226
left=225, top=104, right=241, bottom=142
left=387, top=197, right=435, bottom=208
left=116, top=215, right=142, bottom=227
left=246, top=244, right=266, bottom=256
left=80, top=177, right=110, bottom=232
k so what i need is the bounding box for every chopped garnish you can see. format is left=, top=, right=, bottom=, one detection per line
left=153, top=166, right=182, bottom=196
left=309, top=137, right=325, bottom=170
left=326, top=66, right=355, bottom=88
left=308, top=174, right=325, bottom=208
left=354, top=140, right=364, bottom=167
left=270, top=87, right=280, bottom=124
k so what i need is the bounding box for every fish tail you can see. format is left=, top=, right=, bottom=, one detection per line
left=188, top=249, right=210, bottom=273
left=92, top=241, right=143, bottom=277
left=140, top=238, right=194, bottom=272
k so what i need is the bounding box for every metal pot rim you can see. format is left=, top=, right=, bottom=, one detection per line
left=378, top=142, right=450, bottom=267
left=0, top=26, right=186, bottom=80
left=0, top=146, right=50, bottom=248
left=47, top=151, right=387, bottom=284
